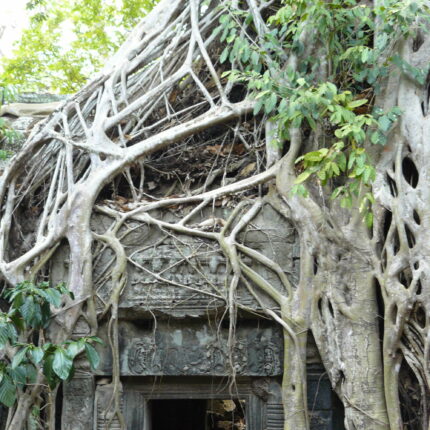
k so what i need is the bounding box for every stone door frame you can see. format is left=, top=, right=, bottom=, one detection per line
left=119, top=376, right=267, bottom=430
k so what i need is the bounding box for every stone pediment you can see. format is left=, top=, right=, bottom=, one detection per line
left=77, top=204, right=300, bottom=318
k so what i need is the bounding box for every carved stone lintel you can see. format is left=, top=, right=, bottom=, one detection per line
left=113, top=321, right=284, bottom=377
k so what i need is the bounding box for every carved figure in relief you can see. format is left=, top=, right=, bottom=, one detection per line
left=127, top=338, right=156, bottom=374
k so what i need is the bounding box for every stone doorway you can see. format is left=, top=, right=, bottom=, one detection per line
left=150, top=398, right=246, bottom=430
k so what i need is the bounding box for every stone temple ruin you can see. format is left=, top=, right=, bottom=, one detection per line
left=57, top=206, right=343, bottom=430
left=0, top=94, right=345, bottom=430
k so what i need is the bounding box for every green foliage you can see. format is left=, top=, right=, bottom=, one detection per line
left=215, top=0, right=429, bottom=226
left=0, top=84, right=21, bottom=155
left=0, top=0, right=159, bottom=93
left=0, top=118, right=21, bottom=157
left=0, top=282, right=103, bottom=407
left=0, top=85, right=18, bottom=105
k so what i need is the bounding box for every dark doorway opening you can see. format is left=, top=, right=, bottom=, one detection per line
left=151, top=399, right=206, bottom=430
left=150, top=398, right=246, bottom=430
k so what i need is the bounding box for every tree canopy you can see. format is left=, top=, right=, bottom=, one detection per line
left=0, top=0, right=158, bottom=93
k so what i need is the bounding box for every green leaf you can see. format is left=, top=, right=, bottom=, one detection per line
left=291, top=184, right=309, bottom=197
left=378, top=115, right=391, bottom=132
left=370, top=132, right=380, bottom=145
left=295, top=170, right=312, bottom=184
left=88, top=336, right=104, bottom=345
left=24, top=364, right=37, bottom=384
left=337, top=152, right=347, bottom=172
left=0, top=376, right=16, bottom=408
left=317, top=170, right=326, bottom=180
left=42, top=353, right=59, bottom=389
left=331, top=162, right=340, bottom=176
left=348, top=152, right=356, bottom=170
left=220, top=47, right=230, bottom=64
left=39, top=288, right=62, bottom=307
left=331, top=187, right=344, bottom=199
left=265, top=93, right=277, bottom=114
left=12, top=347, right=29, bottom=369
left=84, top=344, right=100, bottom=371
left=304, top=151, right=324, bottom=162
left=348, top=99, right=367, bottom=109
left=253, top=98, right=264, bottom=115
left=341, top=196, right=352, bottom=209
left=365, top=212, right=374, bottom=228
left=10, top=365, right=27, bottom=386
left=250, top=50, right=259, bottom=66
left=31, top=347, right=44, bottom=365
left=52, top=349, right=73, bottom=381
left=66, top=341, right=83, bottom=359
left=20, top=296, right=35, bottom=326
left=361, top=48, right=371, bottom=63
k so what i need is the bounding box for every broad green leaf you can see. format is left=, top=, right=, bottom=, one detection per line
left=42, top=354, right=59, bottom=389
left=84, top=344, right=100, bottom=371
left=370, top=132, right=380, bottom=145
left=52, top=349, right=73, bottom=381
left=331, top=187, right=344, bottom=199
left=304, top=151, right=324, bottom=162
left=39, top=288, right=62, bottom=307
left=67, top=341, right=83, bottom=359
left=265, top=93, right=277, bottom=114
left=295, top=170, right=312, bottom=184
left=291, top=184, right=309, bottom=197
left=337, top=152, right=347, bottom=172
left=317, top=170, right=326, bottom=180
left=378, top=115, right=391, bottom=132
left=10, top=365, right=27, bottom=386
left=220, top=47, right=230, bottom=64
left=0, top=376, right=16, bottom=408
left=361, top=48, right=371, bottom=63
left=253, top=99, right=264, bottom=115
left=331, top=162, right=340, bottom=176
left=88, top=336, right=104, bottom=345
left=12, top=347, right=29, bottom=369
left=347, top=99, right=367, bottom=109
left=250, top=50, right=259, bottom=66
left=31, top=347, right=44, bottom=365
left=20, top=296, right=35, bottom=326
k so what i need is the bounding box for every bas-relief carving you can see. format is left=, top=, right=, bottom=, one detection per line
left=62, top=376, right=94, bottom=430
left=108, top=205, right=299, bottom=315
left=113, top=322, right=283, bottom=377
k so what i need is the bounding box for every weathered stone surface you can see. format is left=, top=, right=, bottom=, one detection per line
left=97, top=320, right=284, bottom=377
left=91, top=204, right=299, bottom=318
left=61, top=376, right=94, bottom=430
left=0, top=102, right=60, bottom=117
left=14, top=92, right=67, bottom=104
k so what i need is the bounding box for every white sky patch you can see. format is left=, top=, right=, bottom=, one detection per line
left=58, top=19, right=77, bottom=48
left=0, top=0, right=29, bottom=57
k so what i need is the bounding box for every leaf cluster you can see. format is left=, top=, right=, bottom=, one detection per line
left=0, top=0, right=159, bottom=93
left=215, top=0, right=429, bottom=226
left=0, top=281, right=102, bottom=408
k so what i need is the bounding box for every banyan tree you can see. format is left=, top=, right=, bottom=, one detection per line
left=0, top=0, right=429, bottom=429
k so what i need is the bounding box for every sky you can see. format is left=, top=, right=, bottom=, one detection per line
left=0, top=0, right=29, bottom=57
